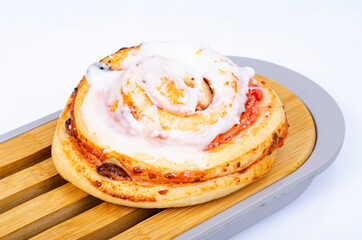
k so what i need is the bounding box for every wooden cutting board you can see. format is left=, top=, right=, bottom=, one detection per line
left=0, top=76, right=316, bottom=240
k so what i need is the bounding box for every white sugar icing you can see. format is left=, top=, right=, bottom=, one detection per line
left=81, top=42, right=255, bottom=168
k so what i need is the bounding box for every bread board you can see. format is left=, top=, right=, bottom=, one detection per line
left=0, top=57, right=344, bottom=239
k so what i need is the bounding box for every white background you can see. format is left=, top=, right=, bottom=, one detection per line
left=0, top=1, right=361, bottom=239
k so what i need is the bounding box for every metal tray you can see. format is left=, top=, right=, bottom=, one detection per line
left=0, top=57, right=345, bottom=239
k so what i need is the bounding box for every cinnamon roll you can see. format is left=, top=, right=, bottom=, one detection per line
left=52, top=42, right=288, bottom=208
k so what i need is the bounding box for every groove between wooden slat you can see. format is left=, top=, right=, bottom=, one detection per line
left=31, top=203, right=159, bottom=240
left=0, top=158, right=66, bottom=214
left=0, top=120, right=57, bottom=179
left=0, top=146, right=51, bottom=180
left=0, top=183, right=101, bottom=240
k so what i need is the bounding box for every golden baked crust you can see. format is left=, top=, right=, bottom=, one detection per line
left=52, top=44, right=288, bottom=208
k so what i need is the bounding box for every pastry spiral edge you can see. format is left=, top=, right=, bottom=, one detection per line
left=52, top=43, right=288, bottom=208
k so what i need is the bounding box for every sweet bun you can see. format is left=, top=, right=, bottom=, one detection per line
left=52, top=42, right=288, bottom=208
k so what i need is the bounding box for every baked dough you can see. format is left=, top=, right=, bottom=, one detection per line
left=52, top=43, right=288, bottom=208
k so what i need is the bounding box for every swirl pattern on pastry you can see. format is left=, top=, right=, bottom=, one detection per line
left=52, top=42, right=288, bottom=208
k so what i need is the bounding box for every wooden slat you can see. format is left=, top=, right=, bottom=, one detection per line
left=0, top=120, right=57, bottom=179
left=0, top=183, right=101, bottom=239
left=31, top=203, right=159, bottom=240
left=111, top=77, right=316, bottom=239
left=0, top=158, right=66, bottom=213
